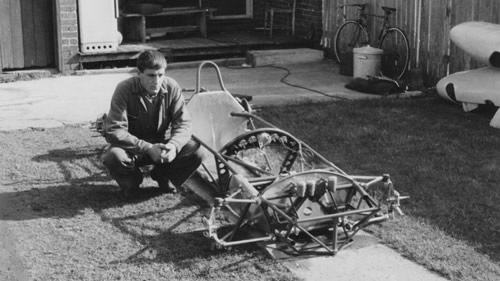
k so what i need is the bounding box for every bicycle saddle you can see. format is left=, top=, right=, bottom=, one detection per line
left=381, top=6, right=397, bottom=13
left=341, top=3, right=368, bottom=9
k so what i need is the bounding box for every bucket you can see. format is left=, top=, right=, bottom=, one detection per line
left=353, top=46, right=383, bottom=78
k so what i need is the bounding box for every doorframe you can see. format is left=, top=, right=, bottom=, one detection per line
left=0, top=19, right=2, bottom=72
left=210, top=0, right=253, bottom=20
left=55, top=0, right=63, bottom=73
left=0, top=37, right=3, bottom=72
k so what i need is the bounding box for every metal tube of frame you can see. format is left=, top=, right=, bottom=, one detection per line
left=364, top=177, right=384, bottom=188
left=351, top=175, right=382, bottom=181
left=195, top=61, right=228, bottom=93
left=200, top=163, right=222, bottom=191
left=296, top=207, right=380, bottom=223
left=247, top=176, right=277, bottom=185
left=221, top=154, right=275, bottom=176
left=192, top=135, right=238, bottom=174
left=227, top=203, right=252, bottom=242
left=353, top=182, right=379, bottom=207
left=230, top=112, right=277, bottom=128
left=222, top=198, right=260, bottom=204
left=332, top=218, right=339, bottom=253
left=261, top=198, right=337, bottom=254
left=215, top=235, right=275, bottom=247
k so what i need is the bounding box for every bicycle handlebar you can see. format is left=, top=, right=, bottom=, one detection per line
left=381, top=6, right=397, bottom=13
left=339, top=4, right=368, bottom=9
left=339, top=4, right=397, bottom=14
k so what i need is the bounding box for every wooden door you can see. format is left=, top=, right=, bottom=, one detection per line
left=0, top=0, right=55, bottom=71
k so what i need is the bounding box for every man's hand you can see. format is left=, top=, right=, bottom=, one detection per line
left=147, top=143, right=177, bottom=164
left=160, top=143, right=177, bottom=163
left=146, top=143, right=165, bottom=163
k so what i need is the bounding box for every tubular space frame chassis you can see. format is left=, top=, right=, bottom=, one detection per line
left=186, top=61, right=408, bottom=256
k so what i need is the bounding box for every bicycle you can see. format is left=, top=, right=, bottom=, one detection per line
left=333, top=4, right=410, bottom=80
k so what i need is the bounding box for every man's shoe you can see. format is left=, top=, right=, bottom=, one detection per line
left=116, top=176, right=143, bottom=199
left=121, top=185, right=141, bottom=199
left=158, top=180, right=177, bottom=194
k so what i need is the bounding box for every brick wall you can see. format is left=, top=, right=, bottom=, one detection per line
left=58, top=0, right=80, bottom=72
left=295, top=0, right=322, bottom=41
left=254, top=0, right=323, bottom=42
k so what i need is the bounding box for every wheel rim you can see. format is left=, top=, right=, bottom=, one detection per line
left=378, top=28, right=410, bottom=80
left=335, top=22, right=368, bottom=64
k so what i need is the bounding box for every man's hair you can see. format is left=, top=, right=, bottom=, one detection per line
left=137, top=50, right=167, bottom=72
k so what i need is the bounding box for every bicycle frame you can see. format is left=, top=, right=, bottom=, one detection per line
left=369, top=10, right=395, bottom=45
left=335, top=4, right=409, bottom=80
left=337, top=4, right=370, bottom=47
left=341, top=4, right=399, bottom=43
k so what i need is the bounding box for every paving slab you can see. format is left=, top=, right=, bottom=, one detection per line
left=280, top=241, right=447, bottom=281
left=0, top=60, right=368, bottom=131
left=247, top=48, right=324, bottom=66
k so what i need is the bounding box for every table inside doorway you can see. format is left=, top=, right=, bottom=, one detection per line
left=121, top=7, right=216, bottom=42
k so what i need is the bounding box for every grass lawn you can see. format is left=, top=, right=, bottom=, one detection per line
left=1, top=94, right=499, bottom=281
left=258, top=95, right=500, bottom=281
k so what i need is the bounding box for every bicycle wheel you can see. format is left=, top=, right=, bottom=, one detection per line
left=334, top=21, right=369, bottom=64
left=378, top=28, right=410, bottom=80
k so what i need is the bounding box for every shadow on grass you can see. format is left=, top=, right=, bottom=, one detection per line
left=0, top=182, right=179, bottom=220
left=31, top=144, right=110, bottom=185
left=0, top=142, right=264, bottom=268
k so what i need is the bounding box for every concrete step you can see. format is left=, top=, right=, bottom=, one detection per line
left=246, top=48, right=324, bottom=67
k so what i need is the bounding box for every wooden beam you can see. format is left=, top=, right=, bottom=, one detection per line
left=54, top=0, right=63, bottom=73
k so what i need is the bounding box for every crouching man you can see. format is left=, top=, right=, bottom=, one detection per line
left=102, top=50, right=203, bottom=197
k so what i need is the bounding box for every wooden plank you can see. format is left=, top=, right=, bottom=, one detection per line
left=147, top=25, right=200, bottom=35
left=450, top=0, right=472, bottom=73
left=427, top=0, right=439, bottom=82
left=9, top=0, right=24, bottom=68
left=490, top=0, right=500, bottom=24
left=471, top=0, right=491, bottom=69
left=439, top=0, right=450, bottom=80
left=430, top=0, right=447, bottom=82
left=419, top=0, right=431, bottom=83
left=121, top=8, right=212, bottom=18
left=0, top=0, right=14, bottom=68
left=324, top=0, right=342, bottom=53
left=21, top=0, right=35, bottom=67
left=448, top=0, right=461, bottom=73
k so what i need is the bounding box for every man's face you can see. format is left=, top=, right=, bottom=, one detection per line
left=139, top=67, right=165, bottom=95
